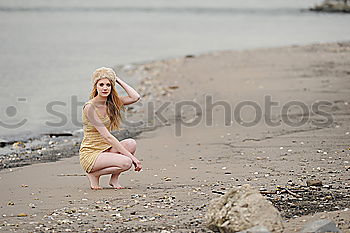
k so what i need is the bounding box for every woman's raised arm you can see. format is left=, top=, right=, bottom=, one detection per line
left=116, top=77, right=141, bottom=105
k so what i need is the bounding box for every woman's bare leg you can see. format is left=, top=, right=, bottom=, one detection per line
left=108, top=139, right=137, bottom=188
left=87, top=166, right=122, bottom=189
left=87, top=152, right=133, bottom=189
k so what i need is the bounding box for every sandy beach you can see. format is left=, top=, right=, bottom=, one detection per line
left=1, top=42, right=350, bottom=232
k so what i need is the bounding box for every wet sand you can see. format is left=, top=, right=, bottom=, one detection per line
left=1, top=42, right=350, bottom=232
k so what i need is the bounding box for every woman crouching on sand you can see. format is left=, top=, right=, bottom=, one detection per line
left=79, top=67, right=142, bottom=190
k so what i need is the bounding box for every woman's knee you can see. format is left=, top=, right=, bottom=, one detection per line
left=124, top=139, right=137, bottom=153
left=108, top=146, right=119, bottom=153
left=120, top=157, right=133, bottom=171
left=108, top=139, right=137, bottom=154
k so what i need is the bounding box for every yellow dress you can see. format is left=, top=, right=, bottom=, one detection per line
left=79, top=101, right=112, bottom=173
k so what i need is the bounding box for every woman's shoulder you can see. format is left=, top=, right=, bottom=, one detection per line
left=84, top=100, right=93, bottom=105
left=82, top=101, right=95, bottom=118
left=83, top=100, right=95, bottom=109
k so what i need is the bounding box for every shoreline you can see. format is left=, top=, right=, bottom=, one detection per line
left=1, top=41, right=350, bottom=232
left=1, top=39, right=349, bottom=142
left=1, top=40, right=350, bottom=172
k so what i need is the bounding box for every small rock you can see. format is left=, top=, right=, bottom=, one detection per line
left=13, top=141, right=25, bottom=149
left=185, top=54, right=195, bottom=58
left=168, top=85, right=179, bottom=89
left=163, top=177, right=172, bottom=181
left=306, top=180, right=323, bottom=187
left=238, top=225, right=271, bottom=233
left=301, top=219, right=340, bottom=232
left=17, top=213, right=28, bottom=217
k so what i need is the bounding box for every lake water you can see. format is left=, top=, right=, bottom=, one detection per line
left=0, top=0, right=349, bottom=140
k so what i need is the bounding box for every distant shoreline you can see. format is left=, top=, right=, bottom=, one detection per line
left=309, top=0, right=350, bottom=13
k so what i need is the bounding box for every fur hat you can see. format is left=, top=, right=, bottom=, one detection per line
left=92, top=67, right=117, bottom=86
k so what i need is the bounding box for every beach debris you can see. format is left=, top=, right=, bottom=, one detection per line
left=110, top=213, right=122, bottom=218
left=168, top=85, right=179, bottom=90
left=0, top=138, right=16, bottom=148
left=163, top=176, right=172, bottom=181
left=301, top=219, right=341, bottom=232
left=57, top=174, right=86, bottom=177
left=212, top=190, right=226, bottom=195
left=17, top=213, right=28, bottom=217
left=306, top=180, right=323, bottom=187
left=13, top=141, right=25, bottom=149
left=47, top=133, right=73, bottom=137
left=205, top=184, right=284, bottom=233
left=185, top=54, right=195, bottom=58
left=8, top=202, right=15, bottom=205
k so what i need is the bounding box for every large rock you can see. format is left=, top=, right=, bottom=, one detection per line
left=301, top=219, right=341, bottom=233
left=205, top=184, right=284, bottom=233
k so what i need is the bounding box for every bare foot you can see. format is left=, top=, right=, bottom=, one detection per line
left=87, top=173, right=102, bottom=190
left=109, top=181, right=125, bottom=189
left=109, top=173, right=125, bottom=189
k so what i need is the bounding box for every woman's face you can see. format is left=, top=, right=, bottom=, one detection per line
left=96, top=78, right=112, bottom=97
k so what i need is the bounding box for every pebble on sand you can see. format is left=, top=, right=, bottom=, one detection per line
left=306, top=180, right=323, bottom=187
left=17, top=213, right=28, bottom=217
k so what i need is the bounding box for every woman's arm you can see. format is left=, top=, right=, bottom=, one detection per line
left=84, top=104, right=142, bottom=171
left=116, top=76, right=141, bottom=105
